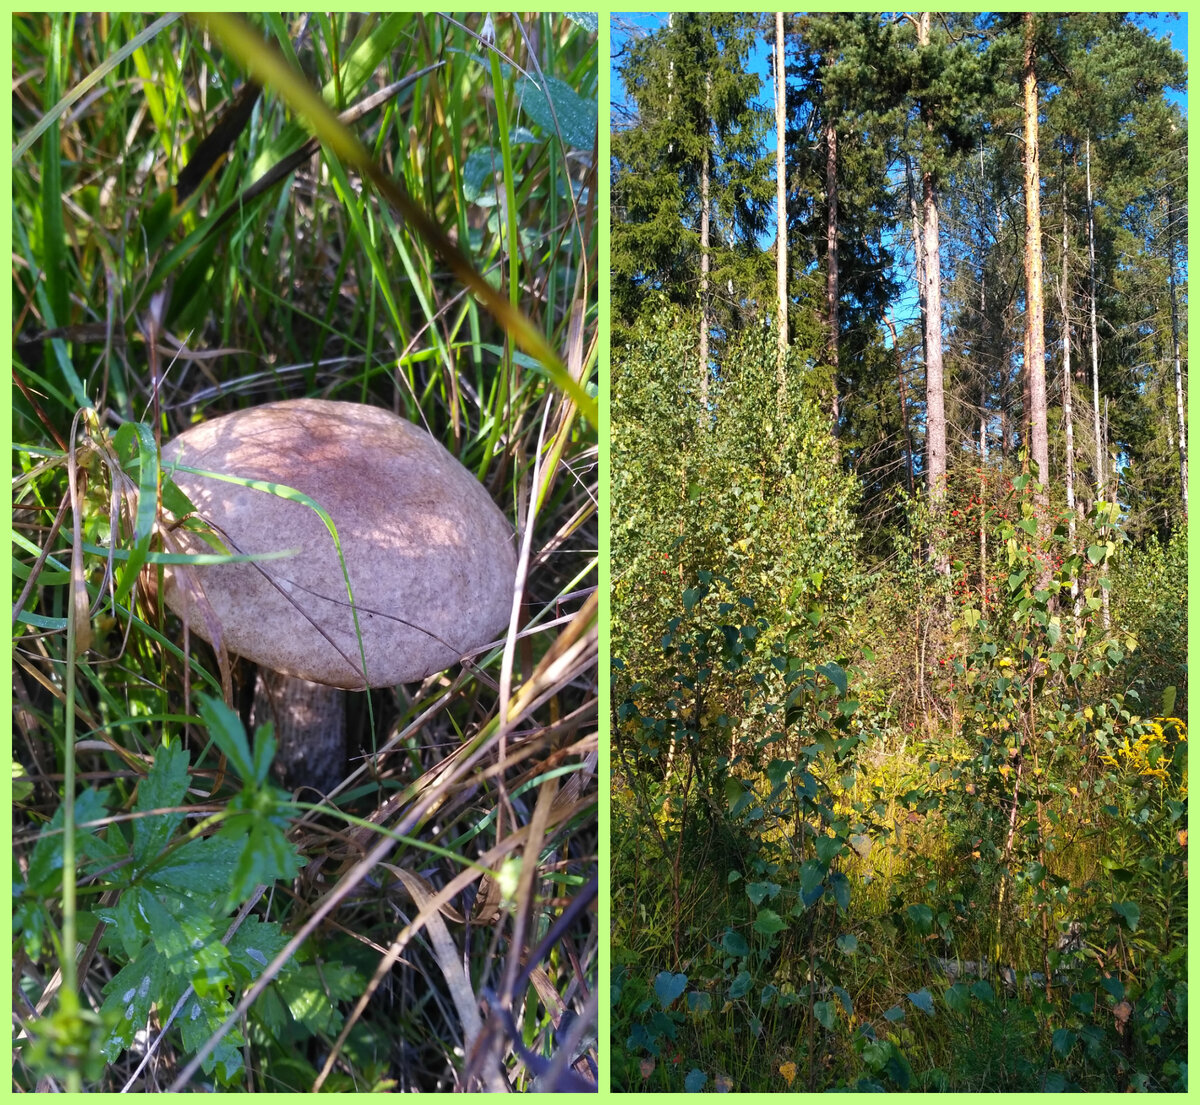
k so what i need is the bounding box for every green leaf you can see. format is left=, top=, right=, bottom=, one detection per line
left=131, top=743, right=190, bottom=872
left=24, top=788, right=117, bottom=895
left=746, top=880, right=780, bottom=905
left=227, top=916, right=291, bottom=984
left=683, top=587, right=701, bottom=611
left=814, top=834, right=843, bottom=865
left=684, top=1068, right=707, bottom=1093
left=99, top=942, right=169, bottom=1061
left=1052, top=1027, right=1076, bottom=1056
left=906, top=988, right=935, bottom=1015
left=197, top=694, right=255, bottom=785
left=971, top=980, right=995, bottom=1005
left=1087, top=544, right=1106, bottom=565
left=1111, top=901, right=1140, bottom=931
left=565, top=11, right=599, bottom=32
left=178, top=995, right=244, bottom=1085
left=943, top=982, right=971, bottom=1014
left=225, top=817, right=306, bottom=908
left=836, top=933, right=858, bottom=955
left=514, top=73, right=597, bottom=149
left=753, top=909, right=787, bottom=936
left=817, top=662, right=848, bottom=696
left=906, top=903, right=934, bottom=934
left=687, top=991, right=712, bottom=1015
left=814, top=1000, right=836, bottom=1029
left=828, top=871, right=851, bottom=911
left=883, top=1004, right=904, bottom=1022
left=721, top=930, right=749, bottom=958
left=728, top=970, right=752, bottom=1000
left=654, top=971, right=688, bottom=1008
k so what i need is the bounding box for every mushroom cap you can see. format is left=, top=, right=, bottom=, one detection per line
left=161, top=398, right=517, bottom=689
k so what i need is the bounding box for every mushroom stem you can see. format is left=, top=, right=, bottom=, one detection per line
left=250, top=668, right=347, bottom=795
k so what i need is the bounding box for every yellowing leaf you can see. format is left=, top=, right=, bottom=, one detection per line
left=779, top=1061, right=797, bottom=1087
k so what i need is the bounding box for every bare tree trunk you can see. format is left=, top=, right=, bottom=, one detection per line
left=1168, top=184, right=1188, bottom=517
left=825, top=114, right=840, bottom=430
left=1022, top=11, right=1050, bottom=534
left=1085, top=136, right=1111, bottom=629
left=918, top=12, right=946, bottom=521
left=1059, top=183, right=1079, bottom=608
left=775, top=12, right=788, bottom=408
left=885, top=314, right=914, bottom=494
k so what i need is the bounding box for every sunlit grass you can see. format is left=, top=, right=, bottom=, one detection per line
left=13, top=12, right=597, bottom=1092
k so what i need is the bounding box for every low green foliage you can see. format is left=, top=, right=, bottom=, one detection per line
left=611, top=320, right=1186, bottom=1093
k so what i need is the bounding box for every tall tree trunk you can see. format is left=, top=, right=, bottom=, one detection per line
left=885, top=313, right=915, bottom=494
left=1021, top=12, right=1050, bottom=532
left=699, top=71, right=711, bottom=418
left=1059, top=183, right=1079, bottom=608
left=906, top=153, right=929, bottom=369
left=918, top=13, right=946, bottom=518
left=825, top=114, right=840, bottom=430
left=775, top=12, right=788, bottom=408
left=1168, top=184, right=1188, bottom=517
left=1085, top=136, right=1111, bottom=629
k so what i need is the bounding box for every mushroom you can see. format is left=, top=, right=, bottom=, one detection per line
left=160, top=398, right=518, bottom=790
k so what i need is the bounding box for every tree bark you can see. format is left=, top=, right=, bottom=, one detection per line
left=825, top=114, right=840, bottom=429
left=1059, top=183, right=1079, bottom=608
left=1085, top=135, right=1111, bottom=629
left=917, top=13, right=946, bottom=517
left=775, top=12, right=788, bottom=408
left=1168, top=184, right=1188, bottom=517
left=1022, top=12, right=1050, bottom=521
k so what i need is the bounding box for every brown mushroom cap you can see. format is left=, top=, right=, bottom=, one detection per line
left=161, top=398, right=518, bottom=689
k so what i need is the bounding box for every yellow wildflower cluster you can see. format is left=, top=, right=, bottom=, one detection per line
left=1099, top=717, right=1187, bottom=796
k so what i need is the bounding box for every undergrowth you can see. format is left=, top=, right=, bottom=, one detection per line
left=611, top=482, right=1186, bottom=1093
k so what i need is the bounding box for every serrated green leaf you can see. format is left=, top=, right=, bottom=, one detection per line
left=228, top=916, right=291, bottom=983
left=146, top=832, right=244, bottom=895
left=100, top=942, right=168, bottom=1061
left=197, top=694, right=255, bottom=784
left=178, top=992, right=244, bottom=1084
left=132, top=743, right=190, bottom=870
left=25, top=788, right=116, bottom=894
left=565, top=12, right=598, bottom=32
left=225, top=818, right=306, bottom=909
